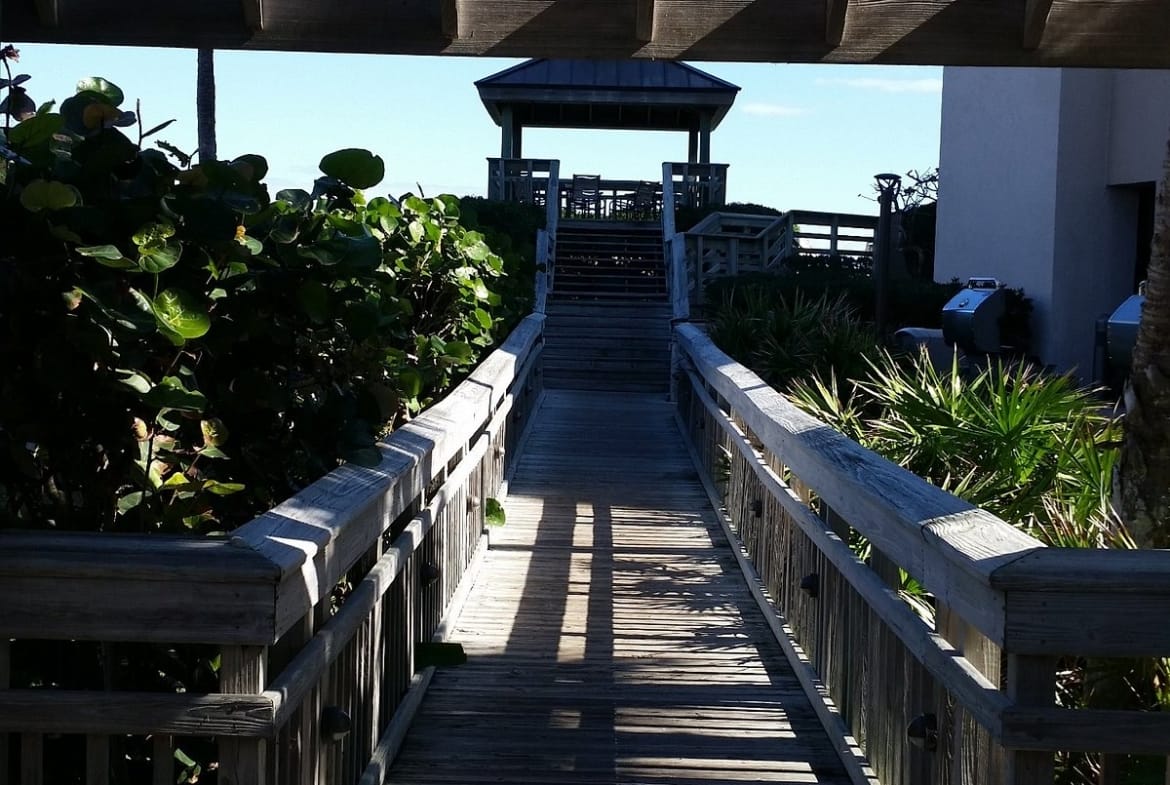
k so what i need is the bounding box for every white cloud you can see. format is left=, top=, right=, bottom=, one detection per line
left=741, top=102, right=810, bottom=118
left=816, top=77, right=943, bottom=94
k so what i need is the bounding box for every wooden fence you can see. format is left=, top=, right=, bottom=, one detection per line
left=672, top=323, right=1170, bottom=785
left=669, top=210, right=879, bottom=313
left=0, top=314, right=546, bottom=785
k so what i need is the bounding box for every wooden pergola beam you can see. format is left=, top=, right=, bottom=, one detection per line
left=34, top=0, right=59, bottom=26
left=1023, top=0, right=1055, bottom=49
left=441, top=0, right=459, bottom=39
left=241, top=0, right=264, bottom=31
left=825, top=0, right=847, bottom=46
left=636, top=0, right=655, bottom=43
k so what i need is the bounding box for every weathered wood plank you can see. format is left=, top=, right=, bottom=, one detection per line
left=219, top=646, right=269, bottom=785
left=0, top=691, right=275, bottom=736
left=389, top=389, right=853, bottom=784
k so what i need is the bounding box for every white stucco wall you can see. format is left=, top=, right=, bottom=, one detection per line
left=935, top=68, right=1062, bottom=365
left=1109, top=71, right=1170, bottom=185
left=936, top=67, right=1168, bottom=377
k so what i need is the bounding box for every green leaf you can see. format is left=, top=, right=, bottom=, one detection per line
left=473, top=308, right=493, bottom=331
left=116, top=491, right=144, bottom=514
left=239, top=235, right=263, bottom=255
left=464, top=240, right=492, bottom=262
left=76, top=244, right=136, bottom=270
left=200, top=445, right=230, bottom=460
left=76, top=77, right=124, bottom=106
left=131, top=221, right=176, bottom=248
left=399, top=368, right=422, bottom=399
left=20, top=179, right=79, bottom=212
left=319, top=148, right=385, bottom=189
left=471, top=280, right=491, bottom=301
left=485, top=497, right=506, bottom=527
left=153, top=288, right=210, bottom=339
left=143, top=376, right=207, bottom=412
left=442, top=341, right=474, bottom=364
left=402, top=195, right=430, bottom=215
left=415, top=642, right=467, bottom=669
left=115, top=369, right=152, bottom=395
left=139, top=243, right=182, bottom=274
left=203, top=480, right=246, bottom=496
left=407, top=220, right=424, bottom=245
left=276, top=188, right=311, bottom=209
left=7, top=113, right=63, bottom=150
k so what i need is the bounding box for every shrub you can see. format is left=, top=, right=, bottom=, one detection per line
left=706, top=267, right=962, bottom=330
left=1, top=76, right=512, bottom=535
left=708, top=285, right=879, bottom=389
left=458, top=197, right=544, bottom=329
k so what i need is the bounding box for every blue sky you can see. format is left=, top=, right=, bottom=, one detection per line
left=14, top=45, right=942, bottom=214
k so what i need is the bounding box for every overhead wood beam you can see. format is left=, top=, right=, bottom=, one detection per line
left=440, top=0, right=459, bottom=39
left=636, top=0, right=656, bottom=43
left=1023, top=0, right=1055, bottom=49
left=35, top=0, right=60, bottom=27
left=825, top=0, right=848, bottom=46
left=241, top=0, right=264, bottom=31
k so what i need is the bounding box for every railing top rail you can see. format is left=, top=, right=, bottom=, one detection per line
left=0, top=314, right=546, bottom=645
left=673, top=323, right=1170, bottom=655
left=786, top=209, right=878, bottom=229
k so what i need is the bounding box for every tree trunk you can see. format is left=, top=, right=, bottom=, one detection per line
left=1119, top=132, right=1170, bottom=549
left=196, top=48, right=217, bottom=162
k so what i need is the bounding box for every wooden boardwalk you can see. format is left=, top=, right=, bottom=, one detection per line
left=388, top=389, right=852, bottom=784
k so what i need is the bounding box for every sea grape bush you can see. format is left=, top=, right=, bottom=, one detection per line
left=1, top=73, right=508, bottom=534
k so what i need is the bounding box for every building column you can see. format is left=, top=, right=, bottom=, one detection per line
left=688, top=127, right=699, bottom=163
left=512, top=120, right=523, bottom=158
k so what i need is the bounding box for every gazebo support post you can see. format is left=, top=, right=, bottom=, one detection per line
left=500, top=105, right=514, bottom=158
left=688, top=128, right=699, bottom=163
left=698, top=112, right=712, bottom=164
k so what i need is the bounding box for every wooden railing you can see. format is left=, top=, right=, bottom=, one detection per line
left=485, top=158, right=558, bottom=207
left=672, top=323, right=1170, bottom=785
left=556, top=178, right=663, bottom=221
left=663, top=162, right=729, bottom=210
left=672, top=209, right=878, bottom=312
left=0, top=315, right=546, bottom=785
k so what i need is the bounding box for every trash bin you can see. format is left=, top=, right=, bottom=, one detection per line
left=941, top=278, right=1006, bottom=354
left=1106, top=292, right=1144, bottom=372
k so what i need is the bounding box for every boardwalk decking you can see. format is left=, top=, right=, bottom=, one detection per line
left=388, top=389, right=852, bottom=784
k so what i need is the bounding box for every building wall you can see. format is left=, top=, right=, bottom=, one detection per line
left=936, top=67, right=1167, bottom=378
left=1109, top=70, right=1170, bottom=185
left=935, top=68, right=1061, bottom=366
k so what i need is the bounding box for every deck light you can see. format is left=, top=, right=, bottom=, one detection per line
left=906, top=713, right=938, bottom=751
left=321, top=706, right=353, bottom=741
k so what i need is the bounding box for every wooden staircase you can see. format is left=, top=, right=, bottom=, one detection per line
left=543, top=222, right=671, bottom=393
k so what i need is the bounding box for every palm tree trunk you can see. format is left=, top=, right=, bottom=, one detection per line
left=1119, top=132, right=1170, bottom=549
left=196, top=48, right=217, bottom=162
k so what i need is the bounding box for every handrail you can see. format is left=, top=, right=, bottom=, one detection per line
left=0, top=314, right=547, bottom=784
left=673, top=323, right=1170, bottom=783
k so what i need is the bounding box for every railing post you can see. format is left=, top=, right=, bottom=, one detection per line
left=1004, top=654, right=1056, bottom=785
left=829, top=215, right=840, bottom=256
left=661, top=162, right=676, bottom=238
left=671, top=232, right=688, bottom=322
left=534, top=229, right=549, bottom=313
left=218, top=646, right=268, bottom=785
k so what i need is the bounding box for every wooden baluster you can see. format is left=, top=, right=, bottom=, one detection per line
left=21, top=733, right=43, bottom=785
left=151, top=735, right=172, bottom=785
left=219, top=646, right=268, bottom=785
left=1004, top=655, right=1056, bottom=785
left=86, top=735, right=109, bottom=785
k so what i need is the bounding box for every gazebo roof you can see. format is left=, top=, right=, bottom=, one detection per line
left=476, top=59, right=740, bottom=132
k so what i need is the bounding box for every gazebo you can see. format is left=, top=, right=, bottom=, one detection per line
left=477, top=58, right=739, bottom=219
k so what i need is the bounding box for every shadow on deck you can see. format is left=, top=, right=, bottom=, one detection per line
left=388, top=390, right=851, bottom=784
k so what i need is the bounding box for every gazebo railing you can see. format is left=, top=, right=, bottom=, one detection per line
left=485, top=158, right=557, bottom=206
